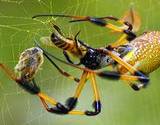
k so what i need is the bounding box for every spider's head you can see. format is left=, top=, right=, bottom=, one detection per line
left=80, top=49, right=114, bottom=70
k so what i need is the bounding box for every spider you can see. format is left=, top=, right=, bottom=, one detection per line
left=0, top=8, right=159, bottom=116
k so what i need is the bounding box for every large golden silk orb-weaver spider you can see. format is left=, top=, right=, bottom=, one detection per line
left=0, top=9, right=159, bottom=116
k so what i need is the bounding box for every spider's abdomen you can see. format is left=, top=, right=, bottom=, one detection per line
left=119, top=31, right=160, bottom=74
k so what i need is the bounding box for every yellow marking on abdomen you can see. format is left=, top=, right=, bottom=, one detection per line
left=118, top=31, right=160, bottom=74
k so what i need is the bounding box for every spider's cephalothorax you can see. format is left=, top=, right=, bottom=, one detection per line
left=80, top=48, right=115, bottom=70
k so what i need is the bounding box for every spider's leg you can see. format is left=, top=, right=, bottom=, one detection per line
left=70, top=8, right=139, bottom=47
left=63, top=50, right=74, bottom=64
left=40, top=45, right=94, bottom=72
left=66, top=71, right=88, bottom=111
left=73, top=16, right=136, bottom=47
left=33, top=14, right=136, bottom=40
left=33, top=8, right=140, bottom=48
left=0, top=63, right=17, bottom=81
left=84, top=73, right=101, bottom=116
left=95, top=16, right=136, bottom=48
left=94, top=16, right=136, bottom=48
left=109, top=34, right=128, bottom=48
left=28, top=79, right=70, bottom=114
left=121, top=7, right=141, bottom=33
left=42, top=46, right=149, bottom=90
left=0, top=63, right=41, bottom=95
left=39, top=97, right=86, bottom=115
left=37, top=92, right=69, bottom=114
left=97, top=71, right=149, bottom=91
left=69, top=8, right=139, bottom=45
left=67, top=15, right=136, bottom=42
left=0, top=63, right=68, bottom=113
left=39, top=72, right=102, bottom=116
left=39, top=97, right=80, bottom=115
left=99, top=49, right=149, bottom=89
left=107, top=8, right=141, bottom=48
left=63, top=50, right=81, bottom=65
left=38, top=71, right=88, bottom=114
left=37, top=44, right=80, bottom=83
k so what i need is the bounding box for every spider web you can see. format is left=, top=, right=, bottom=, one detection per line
left=0, top=0, right=160, bottom=125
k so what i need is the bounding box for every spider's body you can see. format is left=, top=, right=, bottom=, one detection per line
left=80, top=48, right=115, bottom=70
left=117, top=31, right=160, bottom=75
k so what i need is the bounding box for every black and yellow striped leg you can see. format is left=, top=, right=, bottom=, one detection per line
left=39, top=71, right=88, bottom=115
left=0, top=63, right=66, bottom=114
left=0, top=63, right=40, bottom=94
left=70, top=17, right=136, bottom=46
left=100, top=49, right=149, bottom=88
left=104, top=7, right=141, bottom=48
left=81, top=17, right=135, bottom=46
left=38, top=95, right=69, bottom=115
left=20, top=78, right=87, bottom=115
left=69, top=15, right=136, bottom=48
left=0, top=63, right=98, bottom=116
left=32, top=14, right=136, bottom=42
left=85, top=73, right=101, bottom=116
left=52, top=72, right=101, bottom=116
left=68, top=15, right=136, bottom=42
left=67, top=71, right=88, bottom=111
left=43, top=72, right=101, bottom=116
left=53, top=15, right=136, bottom=41
left=37, top=91, right=85, bottom=115
left=0, top=63, right=58, bottom=108
left=97, top=70, right=149, bottom=91
left=0, top=62, right=86, bottom=115
left=39, top=95, right=86, bottom=115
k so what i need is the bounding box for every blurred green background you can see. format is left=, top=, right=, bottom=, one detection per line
left=0, top=0, right=160, bottom=125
